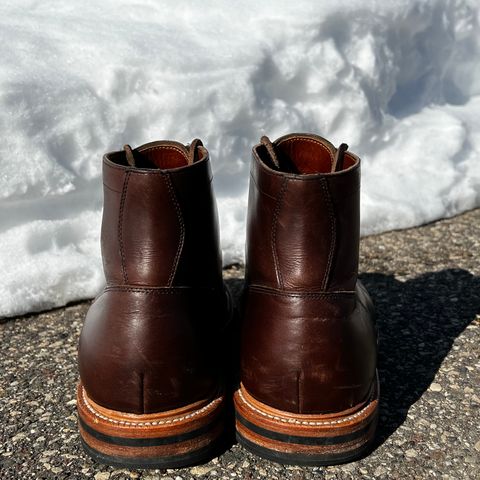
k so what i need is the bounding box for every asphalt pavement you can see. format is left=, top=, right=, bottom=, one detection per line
left=1, top=209, right=479, bottom=479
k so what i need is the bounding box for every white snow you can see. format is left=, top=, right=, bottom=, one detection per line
left=1, top=0, right=479, bottom=317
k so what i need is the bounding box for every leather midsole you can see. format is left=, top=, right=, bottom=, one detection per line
left=234, top=372, right=379, bottom=437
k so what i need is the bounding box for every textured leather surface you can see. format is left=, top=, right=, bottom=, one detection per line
left=241, top=133, right=377, bottom=414
left=78, top=140, right=230, bottom=414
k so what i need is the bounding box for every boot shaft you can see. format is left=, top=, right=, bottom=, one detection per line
left=101, top=140, right=223, bottom=288
left=240, top=134, right=376, bottom=417
left=79, top=139, right=230, bottom=416
left=246, top=133, right=360, bottom=292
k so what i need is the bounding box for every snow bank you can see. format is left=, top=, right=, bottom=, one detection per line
left=1, top=0, right=479, bottom=317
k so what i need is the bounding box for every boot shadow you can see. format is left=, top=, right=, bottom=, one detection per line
left=359, top=269, right=480, bottom=447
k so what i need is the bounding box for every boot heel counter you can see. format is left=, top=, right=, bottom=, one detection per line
left=240, top=287, right=376, bottom=414
left=78, top=287, right=224, bottom=414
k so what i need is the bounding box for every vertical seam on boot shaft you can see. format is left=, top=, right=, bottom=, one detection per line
left=321, top=177, right=336, bottom=291
left=140, top=372, right=145, bottom=415
left=165, top=172, right=185, bottom=287
left=271, top=177, right=288, bottom=290
left=299, top=370, right=305, bottom=414
left=296, top=371, right=302, bottom=415
left=118, top=171, right=131, bottom=285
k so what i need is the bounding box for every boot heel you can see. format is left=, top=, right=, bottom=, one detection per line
left=77, top=384, right=225, bottom=469
left=233, top=374, right=379, bottom=466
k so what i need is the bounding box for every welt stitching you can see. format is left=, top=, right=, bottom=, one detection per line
left=165, top=173, right=185, bottom=287
left=320, top=177, right=336, bottom=291
left=81, top=386, right=222, bottom=427
left=238, top=387, right=375, bottom=426
left=118, top=171, right=131, bottom=284
left=271, top=177, right=288, bottom=289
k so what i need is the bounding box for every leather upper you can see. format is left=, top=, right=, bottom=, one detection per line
left=78, top=140, right=229, bottom=414
left=241, top=133, right=377, bottom=414
left=100, top=141, right=222, bottom=288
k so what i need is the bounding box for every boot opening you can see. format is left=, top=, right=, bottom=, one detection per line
left=109, top=141, right=208, bottom=169
left=257, top=135, right=356, bottom=174
left=129, top=145, right=190, bottom=169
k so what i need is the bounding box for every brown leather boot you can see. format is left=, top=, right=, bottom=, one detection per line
left=77, top=139, right=232, bottom=468
left=234, top=133, right=378, bottom=465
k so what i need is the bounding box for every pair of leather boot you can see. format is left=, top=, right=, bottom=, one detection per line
left=77, top=133, right=378, bottom=468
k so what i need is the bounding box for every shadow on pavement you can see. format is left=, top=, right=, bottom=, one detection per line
left=224, top=269, right=480, bottom=455
left=360, top=269, right=480, bottom=447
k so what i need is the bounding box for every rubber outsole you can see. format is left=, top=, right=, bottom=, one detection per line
left=80, top=436, right=224, bottom=469
left=235, top=431, right=374, bottom=466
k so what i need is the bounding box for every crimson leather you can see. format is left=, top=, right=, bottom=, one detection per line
left=240, top=133, right=377, bottom=414
left=78, top=139, right=231, bottom=415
